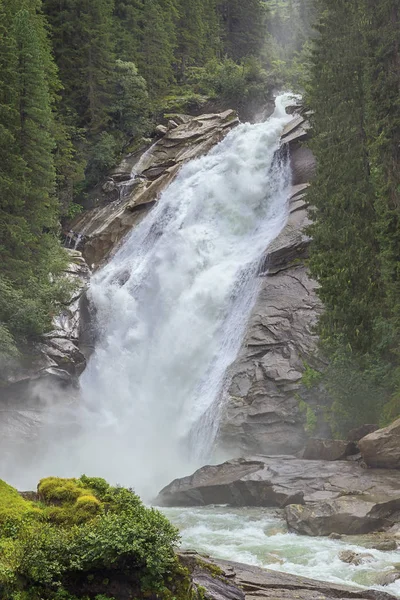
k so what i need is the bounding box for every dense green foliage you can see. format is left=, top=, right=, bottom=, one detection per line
left=0, top=0, right=71, bottom=367
left=306, top=0, right=400, bottom=434
left=0, top=476, right=184, bottom=600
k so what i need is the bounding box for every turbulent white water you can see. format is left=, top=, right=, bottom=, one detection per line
left=72, top=94, right=294, bottom=498
left=2, top=94, right=294, bottom=497
left=163, top=506, right=400, bottom=597
left=2, top=94, right=298, bottom=501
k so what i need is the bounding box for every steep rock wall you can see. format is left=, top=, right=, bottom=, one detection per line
left=217, top=113, right=322, bottom=456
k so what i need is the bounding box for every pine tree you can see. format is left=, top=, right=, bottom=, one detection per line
left=0, top=0, right=67, bottom=358
left=307, top=0, right=380, bottom=354
left=136, top=0, right=178, bottom=94
left=43, top=0, right=115, bottom=134
left=362, top=0, right=400, bottom=350
left=218, top=0, right=267, bottom=61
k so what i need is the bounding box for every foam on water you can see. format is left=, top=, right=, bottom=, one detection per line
left=162, top=506, right=400, bottom=597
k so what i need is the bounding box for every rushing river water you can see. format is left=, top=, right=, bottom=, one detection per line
left=162, top=506, right=400, bottom=597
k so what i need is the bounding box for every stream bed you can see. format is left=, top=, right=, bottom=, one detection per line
left=162, top=506, right=400, bottom=597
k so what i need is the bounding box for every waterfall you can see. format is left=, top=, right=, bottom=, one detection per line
left=3, top=94, right=296, bottom=499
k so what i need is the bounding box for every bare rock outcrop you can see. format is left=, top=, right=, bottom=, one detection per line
left=217, top=185, right=322, bottom=457
left=68, top=110, right=239, bottom=269
left=156, top=455, right=400, bottom=536
left=181, top=552, right=398, bottom=600
left=359, top=419, right=400, bottom=469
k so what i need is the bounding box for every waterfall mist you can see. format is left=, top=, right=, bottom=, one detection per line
left=2, top=94, right=296, bottom=499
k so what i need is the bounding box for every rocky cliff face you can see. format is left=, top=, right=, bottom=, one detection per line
left=217, top=113, right=322, bottom=457
left=68, top=110, right=239, bottom=269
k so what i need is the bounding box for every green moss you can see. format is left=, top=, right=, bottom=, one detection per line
left=0, top=480, right=41, bottom=538
left=38, top=477, right=92, bottom=504
left=298, top=400, right=317, bottom=435
left=1, top=476, right=184, bottom=600
left=196, top=558, right=224, bottom=579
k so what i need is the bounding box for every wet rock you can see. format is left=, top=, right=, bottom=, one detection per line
left=359, top=419, right=400, bottom=469
left=102, top=178, right=117, bottom=193
left=280, top=115, right=311, bottom=148
left=370, top=540, right=398, bottom=551
left=291, top=146, right=316, bottom=186
left=217, top=259, right=322, bottom=457
left=1, top=250, right=90, bottom=397
left=180, top=552, right=398, bottom=600
left=348, top=424, right=379, bottom=442
left=375, top=571, right=400, bottom=587
left=285, top=497, right=396, bottom=537
left=302, top=439, right=357, bottom=461
left=156, top=455, right=400, bottom=514
left=338, top=551, right=374, bottom=566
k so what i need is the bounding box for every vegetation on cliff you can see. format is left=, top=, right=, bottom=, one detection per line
left=306, top=0, right=400, bottom=434
left=0, top=476, right=186, bottom=600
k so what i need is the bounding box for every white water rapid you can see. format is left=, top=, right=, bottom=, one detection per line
left=163, top=507, right=400, bottom=597
left=3, top=94, right=295, bottom=499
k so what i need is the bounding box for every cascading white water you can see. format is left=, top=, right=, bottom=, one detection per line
left=3, top=94, right=296, bottom=498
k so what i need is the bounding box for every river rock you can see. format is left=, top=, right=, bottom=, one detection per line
left=180, top=552, right=398, bottom=600
left=302, top=439, right=357, bottom=461
left=69, top=110, right=239, bottom=268
left=285, top=498, right=395, bottom=536
left=358, top=419, right=400, bottom=469
left=375, top=571, right=400, bottom=586
left=338, top=551, right=374, bottom=566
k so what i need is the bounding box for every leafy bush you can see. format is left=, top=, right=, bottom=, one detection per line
left=0, top=477, right=183, bottom=600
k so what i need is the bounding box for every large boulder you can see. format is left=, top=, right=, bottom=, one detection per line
left=302, top=438, right=357, bottom=461
left=359, top=419, right=400, bottom=469
left=157, top=455, right=400, bottom=536
left=156, top=455, right=400, bottom=509
left=348, top=424, right=379, bottom=442
left=181, top=552, right=398, bottom=600
left=285, top=497, right=398, bottom=536
left=68, top=110, right=239, bottom=269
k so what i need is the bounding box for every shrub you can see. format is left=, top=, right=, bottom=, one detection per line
left=0, top=481, right=41, bottom=538
left=0, top=477, right=183, bottom=600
